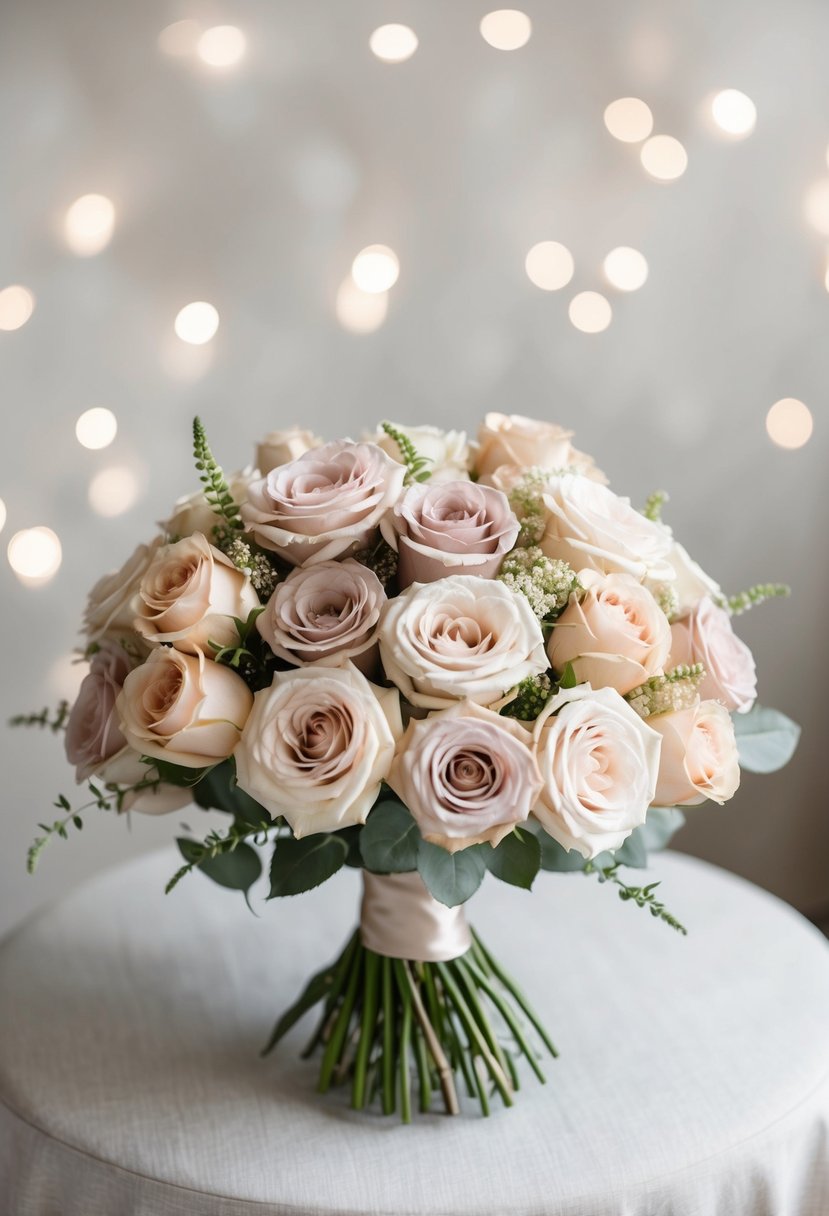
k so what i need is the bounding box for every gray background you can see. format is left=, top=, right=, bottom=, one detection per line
left=0, top=0, right=825, bottom=937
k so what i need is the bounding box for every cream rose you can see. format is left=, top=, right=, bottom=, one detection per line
left=657, top=540, right=724, bottom=616
left=133, top=533, right=260, bottom=654
left=548, top=571, right=671, bottom=696
left=532, top=684, right=662, bottom=859
left=369, top=423, right=471, bottom=483
left=83, top=538, right=163, bottom=643
left=257, top=558, right=385, bottom=665
left=474, top=414, right=605, bottom=483
left=540, top=474, right=675, bottom=582
left=381, top=480, right=520, bottom=589
left=379, top=575, right=547, bottom=710
left=648, top=700, right=740, bottom=806
left=162, top=468, right=258, bottom=541
left=241, top=440, right=406, bottom=566
left=117, top=647, right=253, bottom=768
left=670, top=597, right=757, bottom=714
left=388, top=700, right=542, bottom=853
left=234, top=664, right=401, bottom=837
left=256, top=427, right=322, bottom=474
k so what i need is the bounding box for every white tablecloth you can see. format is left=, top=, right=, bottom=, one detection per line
left=1, top=849, right=828, bottom=1215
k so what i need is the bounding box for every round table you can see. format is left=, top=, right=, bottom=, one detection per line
left=2, top=850, right=829, bottom=1216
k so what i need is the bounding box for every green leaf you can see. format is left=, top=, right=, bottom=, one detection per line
left=416, top=839, right=488, bottom=907
left=268, top=833, right=348, bottom=898
left=144, top=756, right=210, bottom=788
left=260, top=962, right=337, bottom=1057
left=611, top=830, right=648, bottom=869
left=524, top=821, right=588, bottom=872
left=485, top=829, right=541, bottom=889
left=559, top=662, right=578, bottom=689
left=176, top=837, right=261, bottom=894
left=638, top=806, right=686, bottom=852
left=192, top=760, right=272, bottom=826
left=731, top=705, right=801, bottom=774
left=360, top=800, right=420, bottom=873
left=339, top=825, right=365, bottom=869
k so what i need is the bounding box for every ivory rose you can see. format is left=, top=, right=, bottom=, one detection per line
left=540, top=474, right=675, bottom=582
left=378, top=575, right=547, bottom=710
left=84, top=538, right=163, bottom=642
left=657, top=540, right=723, bottom=616
left=532, top=685, right=662, bottom=859
left=370, top=423, right=471, bottom=483
left=256, top=427, right=322, bottom=474
left=648, top=700, right=740, bottom=806
left=381, top=480, right=519, bottom=588
left=117, top=647, right=253, bottom=768
left=241, top=440, right=406, bottom=566
left=670, top=597, right=757, bottom=713
left=134, top=533, right=260, bottom=654
left=257, top=558, right=386, bottom=665
left=388, top=701, right=542, bottom=853
left=548, top=571, right=671, bottom=696
left=474, top=414, right=604, bottom=483
left=234, top=664, right=401, bottom=836
left=162, top=468, right=258, bottom=540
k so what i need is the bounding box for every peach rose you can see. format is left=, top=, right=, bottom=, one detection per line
left=670, top=597, right=757, bottom=713
left=256, top=427, right=323, bottom=474
left=381, top=480, right=519, bottom=589
left=388, top=700, right=542, bottom=853
left=117, top=647, right=253, bottom=768
left=369, top=423, right=471, bottom=483
left=133, top=533, right=260, bottom=655
left=234, top=664, right=401, bottom=836
left=548, top=571, right=671, bottom=696
left=532, top=685, right=662, bottom=859
left=83, top=538, right=163, bottom=643
left=648, top=700, right=740, bottom=806
left=474, top=413, right=605, bottom=482
left=241, top=440, right=406, bottom=566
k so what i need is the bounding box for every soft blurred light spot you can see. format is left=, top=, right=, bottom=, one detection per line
left=824, top=255, right=829, bottom=292
left=603, top=246, right=648, bottom=292
left=805, top=179, right=829, bottom=236
left=0, top=285, right=35, bottom=331
left=75, top=407, right=117, bottom=450
left=766, top=398, right=813, bottom=449
left=525, top=241, right=574, bottom=291
left=640, top=135, right=687, bottom=181
left=568, top=291, right=612, bottom=333
left=50, top=653, right=88, bottom=702
left=7, top=526, right=62, bottom=586
left=711, top=89, right=756, bottom=138
left=158, top=19, right=202, bottom=57
left=197, top=25, right=246, bottom=68
left=351, top=245, right=399, bottom=293
left=336, top=279, right=389, bottom=334
left=88, top=466, right=141, bottom=516
left=603, top=98, right=653, bottom=143
left=175, top=301, right=219, bottom=345
left=479, top=10, right=532, bottom=50
left=369, top=24, right=418, bottom=63
left=0, top=498, right=6, bottom=534
left=64, top=194, right=116, bottom=256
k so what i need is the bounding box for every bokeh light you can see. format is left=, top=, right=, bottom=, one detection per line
left=369, top=24, right=418, bottom=63
left=336, top=278, right=389, bottom=334
left=88, top=466, right=141, bottom=516
left=174, top=301, right=219, bottom=345
left=766, top=398, right=814, bottom=449
left=804, top=179, right=829, bottom=236
left=479, top=10, right=532, bottom=51
left=603, top=98, right=653, bottom=143
left=197, top=25, right=246, bottom=68
left=49, top=654, right=88, bottom=702
left=711, top=89, right=757, bottom=138
left=75, top=407, right=117, bottom=450
left=603, top=246, right=649, bottom=291
left=64, top=194, right=116, bottom=256
left=0, top=285, right=35, bottom=331
left=525, top=241, right=574, bottom=291
left=568, top=291, right=612, bottom=333
left=7, top=527, right=62, bottom=587
left=640, top=135, right=688, bottom=181
left=158, top=19, right=202, bottom=58
left=351, top=245, right=399, bottom=293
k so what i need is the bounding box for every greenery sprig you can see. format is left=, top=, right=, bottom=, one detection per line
left=9, top=701, right=70, bottom=733
left=380, top=422, right=432, bottom=484
left=584, top=861, right=687, bottom=935
left=726, top=583, right=790, bottom=616
left=642, top=489, right=669, bottom=523
left=193, top=416, right=244, bottom=532
left=166, top=817, right=275, bottom=895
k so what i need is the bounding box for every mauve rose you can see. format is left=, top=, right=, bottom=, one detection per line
left=117, top=647, right=253, bottom=768
left=532, top=684, right=662, bottom=859
left=380, top=480, right=520, bottom=588
left=256, top=427, right=323, bottom=474
left=670, top=596, right=757, bottom=713
left=388, top=700, right=542, bottom=853
left=241, top=440, right=406, bottom=567
left=134, top=533, right=260, bottom=655
left=234, top=664, right=402, bottom=836
left=548, top=571, right=671, bottom=696
left=84, top=538, right=163, bottom=642
left=474, top=414, right=605, bottom=483
left=369, top=423, right=471, bottom=483
left=648, top=700, right=740, bottom=806
left=540, top=474, right=675, bottom=582
left=65, top=639, right=137, bottom=782
left=257, top=558, right=385, bottom=665
left=378, top=575, right=547, bottom=710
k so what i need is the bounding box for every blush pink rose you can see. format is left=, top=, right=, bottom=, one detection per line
left=241, top=440, right=406, bottom=566
left=474, top=414, right=605, bottom=482
left=670, top=597, right=757, bottom=714
left=648, top=700, right=741, bottom=806
left=381, top=480, right=520, bottom=589
left=548, top=571, right=671, bottom=696
left=388, top=700, right=542, bottom=853
left=65, top=639, right=138, bottom=782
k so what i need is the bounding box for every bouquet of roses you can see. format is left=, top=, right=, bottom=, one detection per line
left=19, top=413, right=800, bottom=1121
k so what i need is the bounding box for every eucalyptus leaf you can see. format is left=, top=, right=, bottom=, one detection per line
left=638, top=806, right=686, bottom=852
left=611, top=830, right=648, bottom=870
left=269, top=833, right=348, bottom=898
left=417, top=839, right=488, bottom=907
left=485, top=829, right=541, bottom=890
left=144, top=757, right=209, bottom=788
left=176, top=837, right=261, bottom=894
left=192, top=760, right=272, bottom=826
left=360, top=800, right=420, bottom=873
left=524, top=821, right=588, bottom=872
left=731, top=705, right=801, bottom=774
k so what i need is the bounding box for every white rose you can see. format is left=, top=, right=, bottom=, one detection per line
left=532, top=684, right=662, bottom=859
left=473, top=413, right=605, bottom=482
left=370, top=423, right=471, bottom=483
left=378, top=575, right=547, bottom=710
left=234, top=664, right=402, bottom=837
left=162, top=468, right=258, bottom=540
left=83, top=538, right=163, bottom=643
left=655, top=540, right=724, bottom=617
left=256, top=427, right=323, bottom=474
left=648, top=700, right=741, bottom=806
left=540, top=474, right=675, bottom=582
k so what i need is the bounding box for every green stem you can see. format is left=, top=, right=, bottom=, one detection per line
left=471, top=929, right=558, bottom=1058
left=436, top=962, right=513, bottom=1109
left=451, top=957, right=513, bottom=1090
left=393, top=960, right=413, bottom=1124
left=464, top=956, right=545, bottom=1083
left=381, top=956, right=395, bottom=1116
left=414, top=1022, right=432, bottom=1113
left=352, top=950, right=380, bottom=1110
left=302, top=930, right=359, bottom=1058
left=318, top=942, right=364, bottom=1092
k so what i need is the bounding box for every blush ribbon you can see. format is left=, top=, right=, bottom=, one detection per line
left=360, top=870, right=472, bottom=962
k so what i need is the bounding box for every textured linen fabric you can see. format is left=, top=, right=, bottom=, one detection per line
left=1, top=849, right=828, bottom=1215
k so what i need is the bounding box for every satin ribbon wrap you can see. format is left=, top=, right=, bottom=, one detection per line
left=360, top=871, right=472, bottom=962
